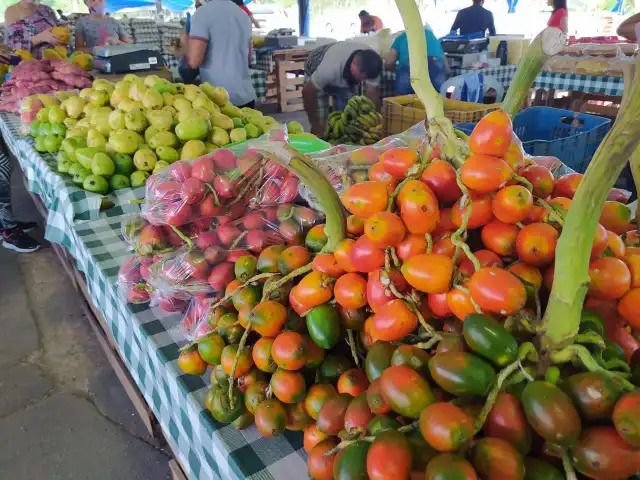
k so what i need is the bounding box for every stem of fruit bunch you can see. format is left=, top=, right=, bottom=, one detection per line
left=324, top=422, right=418, bottom=456
left=394, top=0, right=467, bottom=167
left=550, top=344, right=636, bottom=391
left=540, top=57, right=640, bottom=353
left=561, top=450, right=578, bottom=480
left=262, top=264, right=312, bottom=300
left=501, top=27, right=567, bottom=116
left=451, top=172, right=480, bottom=271
left=209, top=272, right=278, bottom=311
left=228, top=322, right=251, bottom=407
left=473, top=342, right=537, bottom=434
left=169, top=225, right=193, bottom=249
left=269, top=147, right=346, bottom=252
left=346, top=329, right=361, bottom=367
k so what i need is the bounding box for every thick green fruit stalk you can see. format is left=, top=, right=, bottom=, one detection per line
left=268, top=144, right=346, bottom=252
left=541, top=57, right=640, bottom=352
left=501, top=27, right=566, bottom=116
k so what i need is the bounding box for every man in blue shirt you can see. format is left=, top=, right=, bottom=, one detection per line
left=385, top=25, right=447, bottom=95
left=451, top=0, right=496, bottom=36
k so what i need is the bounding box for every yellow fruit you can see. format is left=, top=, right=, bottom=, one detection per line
left=72, top=53, right=93, bottom=71
left=14, top=50, right=34, bottom=61
left=51, top=26, right=70, bottom=45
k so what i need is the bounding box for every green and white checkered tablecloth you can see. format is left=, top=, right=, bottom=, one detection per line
left=0, top=113, right=144, bottom=247
left=250, top=68, right=267, bottom=103
left=450, top=65, right=625, bottom=97
left=70, top=216, right=306, bottom=480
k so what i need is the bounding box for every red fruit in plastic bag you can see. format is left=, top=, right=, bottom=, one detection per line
left=227, top=249, right=251, bottom=262
left=246, top=229, right=280, bottom=253
left=280, top=175, right=299, bottom=203
left=139, top=224, right=166, bottom=250
left=169, top=161, right=192, bottom=182
left=140, top=257, right=154, bottom=282
left=212, top=149, right=238, bottom=172
left=204, top=245, right=226, bottom=265
left=119, top=257, right=142, bottom=284
left=165, top=202, right=193, bottom=226
left=153, top=180, right=181, bottom=201
left=192, top=156, right=216, bottom=183
left=163, top=225, right=186, bottom=247
left=181, top=177, right=206, bottom=205
left=208, top=262, right=235, bottom=291
left=196, top=231, right=218, bottom=249
left=263, top=207, right=278, bottom=223
left=279, top=219, right=303, bottom=245
left=265, top=160, right=287, bottom=178
left=127, top=284, right=150, bottom=304
left=157, top=295, right=187, bottom=313
left=293, top=206, right=317, bottom=228
left=194, top=320, right=213, bottom=338
left=258, top=179, right=281, bottom=205
left=184, top=251, right=211, bottom=280
left=192, top=217, right=213, bottom=232
left=199, top=195, right=221, bottom=218
left=213, top=175, right=236, bottom=199
left=217, top=224, right=242, bottom=246
left=243, top=212, right=265, bottom=230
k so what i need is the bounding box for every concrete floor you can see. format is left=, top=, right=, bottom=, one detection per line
left=0, top=165, right=171, bottom=480
left=0, top=109, right=309, bottom=480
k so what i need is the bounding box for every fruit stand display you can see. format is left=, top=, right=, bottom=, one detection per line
left=3, top=0, right=640, bottom=479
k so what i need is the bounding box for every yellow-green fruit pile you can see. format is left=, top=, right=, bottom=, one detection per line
left=29, top=75, right=279, bottom=194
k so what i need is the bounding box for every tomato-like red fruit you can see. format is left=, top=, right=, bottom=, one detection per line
left=397, top=180, right=440, bottom=235
left=421, top=159, right=462, bottom=204
left=308, top=438, right=338, bottom=480
left=370, top=299, right=419, bottom=342
left=338, top=368, right=370, bottom=397
left=366, top=377, right=392, bottom=414
left=344, top=393, right=375, bottom=433
left=469, top=110, right=513, bottom=157
left=469, top=267, right=527, bottom=315
left=571, top=426, right=640, bottom=480
left=520, top=164, right=554, bottom=198
left=461, top=154, right=512, bottom=193
left=303, top=423, right=329, bottom=453
left=552, top=173, right=582, bottom=199
left=346, top=214, right=366, bottom=236
left=481, top=221, right=519, bottom=257
left=426, top=454, right=478, bottom=480
left=618, top=287, right=640, bottom=329
left=507, top=262, right=543, bottom=291
left=334, top=272, right=368, bottom=309
left=451, top=194, right=494, bottom=229
left=368, top=162, right=398, bottom=193
left=458, top=249, right=503, bottom=278
left=492, top=185, right=533, bottom=224
left=471, top=437, right=525, bottom=480
left=484, top=392, right=532, bottom=454
left=515, top=223, right=559, bottom=266
left=396, top=233, right=427, bottom=261
left=342, top=181, right=389, bottom=218
left=447, top=285, right=476, bottom=321
left=312, top=253, right=345, bottom=278
left=591, top=223, right=609, bottom=258
left=428, top=292, right=452, bottom=318
left=503, top=139, right=525, bottom=171
left=401, top=253, right=454, bottom=294
left=588, top=257, right=631, bottom=300
left=364, top=211, right=406, bottom=248
left=366, top=430, right=413, bottom=480
left=613, top=391, right=640, bottom=447
left=351, top=235, right=385, bottom=273
left=271, top=331, right=307, bottom=371
left=381, top=147, right=418, bottom=179
left=600, top=201, right=634, bottom=234
left=367, top=268, right=408, bottom=313
left=419, top=402, right=474, bottom=452
left=608, top=231, right=626, bottom=258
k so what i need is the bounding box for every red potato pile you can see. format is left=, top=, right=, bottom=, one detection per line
left=0, top=59, right=92, bottom=114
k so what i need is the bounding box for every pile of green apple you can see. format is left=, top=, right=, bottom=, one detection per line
left=26, top=74, right=303, bottom=195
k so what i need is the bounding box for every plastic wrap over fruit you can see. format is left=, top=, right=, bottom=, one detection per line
left=121, top=214, right=185, bottom=255
left=179, top=295, right=218, bottom=341
left=144, top=205, right=323, bottom=312
left=300, top=122, right=429, bottom=210
left=117, top=255, right=152, bottom=305
left=141, top=144, right=301, bottom=227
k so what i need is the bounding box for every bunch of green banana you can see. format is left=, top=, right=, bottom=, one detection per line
left=325, top=95, right=384, bottom=146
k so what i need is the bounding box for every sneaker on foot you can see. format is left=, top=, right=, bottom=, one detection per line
left=1, top=227, right=41, bottom=253
left=15, top=221, right=37, bottom=233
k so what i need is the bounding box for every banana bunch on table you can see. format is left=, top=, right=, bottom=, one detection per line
left=325, top=95, right=384, bottom=146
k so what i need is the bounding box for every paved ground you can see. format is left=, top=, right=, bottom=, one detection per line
left=0, top=168, right=171, bottom=480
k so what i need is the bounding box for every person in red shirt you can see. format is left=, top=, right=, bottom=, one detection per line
left=547, top=0, right=568, bottom=33
left=359, top=10, right=383, bottom=34
left=232, top=0, right=261, bottom=28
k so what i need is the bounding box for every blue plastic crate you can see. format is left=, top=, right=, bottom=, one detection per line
left=456, top=106, right=612, bottom=173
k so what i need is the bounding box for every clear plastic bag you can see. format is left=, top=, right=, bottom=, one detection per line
left=117, top=255, right=151, bottom=304
left=121, top=214, right=183, bottom=255
left=145, top=205, right=323, bottom=312
left=180, top=295, right=217, bottom=341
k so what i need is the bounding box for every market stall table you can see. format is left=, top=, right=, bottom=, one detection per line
left=0, top=112, right=308, bottom=479
left=449, top=64, right=625, bottom=97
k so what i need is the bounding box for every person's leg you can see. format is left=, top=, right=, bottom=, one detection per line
left=0, top=147, right=40, bottom=253
left=328, top=87, right=351, bottom=111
